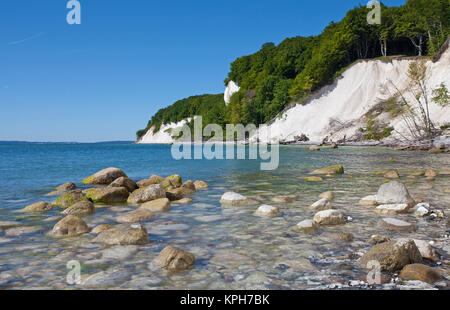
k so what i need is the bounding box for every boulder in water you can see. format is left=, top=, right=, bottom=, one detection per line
left=220, top=192, right=255, bottom=206
left=193, top=180, right=208, bottom=190
left=109, top=177, right=138, bottom=193
left=82, top=167, right=127, bottom=185
left=52, top=190, right=89, bottom=209
left=399, top=264, right=442, bottom=283
left=153, top=246, right=195, bottom=271
left=310, top=198, right=332, bottom=211
left=116, top=208, right=155, bottom=224
left=127, top=184, right=166, bottom=204
left=376, top=181, right=415, bottom=206
left=358, top=239, right=423, bottom=272
left=254, top=205, right=279, bottom=218
left=310, top=165, right=344, bottom=175
left=51, top=215, right=89, bottom=237
left=93, top=224, right=149, bottom=245
left=85, top=187, right=129, bottom=204
left=141, top=198, right=171, bottom=212
left=313, top=210, right=346, bottom=226
left=62, top=200, right=95, bottom=216
left=23, top=201, right=54, bottom=213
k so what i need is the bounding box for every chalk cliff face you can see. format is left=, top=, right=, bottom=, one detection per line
left=224, top=81, right=240, bottom=105
left=251, top=46, right=450, bottom=144
left=138, top=119, right=191, bottom=144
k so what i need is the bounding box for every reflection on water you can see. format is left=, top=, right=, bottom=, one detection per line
left=0, top=143, right=449, bottom=289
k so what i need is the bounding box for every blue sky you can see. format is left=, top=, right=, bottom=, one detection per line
left=0, top=0, right=406, bottom=142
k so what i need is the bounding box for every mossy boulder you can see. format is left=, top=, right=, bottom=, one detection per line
left=358, top=239, right=422, bottom=272
left=295, top=220, right=318, bottom=234
left=52, top=190, right=89, bottom=209
left=161, top=175, right=182, bottom=189
left=310, top=165, right=344, bottom=175
left=56, top=182, right=77, bottom=192
left=23, top=201, right=54, bottom=213
left=46, top=182, right=78, bottom=196
left=82, top=167, right=127, bottom=185
left=85, top=187, right=129, bottom=204
left=137, top=175, right=164, bottom=188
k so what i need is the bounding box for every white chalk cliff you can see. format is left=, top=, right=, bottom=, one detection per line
left=138, top=119, right=191, bottom=144
left=251, top=45, right=450, bottom=144
left=224, top=81, right=240, bottom=105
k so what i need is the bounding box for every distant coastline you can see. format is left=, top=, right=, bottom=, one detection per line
left=0, top=141, right=135, bottom=145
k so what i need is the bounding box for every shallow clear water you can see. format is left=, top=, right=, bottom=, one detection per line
left=0, top=142, right=449, bottom=289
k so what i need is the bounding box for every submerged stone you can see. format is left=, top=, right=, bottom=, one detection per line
left=220, top=192, right=255, bottom=206
left=51, top=215, right=89, bottom=237
left=23, top=201, right=53, bottom=213
left=85, top=187, right=129, bottom=204
left=295, top=219, right=318, bottom=233
left=140, top=198, right=171, bottom=212
left=310, top=198, right=332, bottom=211
left=116, top=208, right=155, bottom=224
left=153, top=246, right=195, bottom=271
left=254, top=205, right=279, bottom=218
left=319, top=191, right=334, bottom=201
left=375, top=204, right=411, bottom=215
left=91, top=224, right=113, bottom=234
left=93, top=224, right=149, bottom=245
left=380, top=218, right=416, bottom=232
left=313, top=210, right=346, bottom=226
left=399, top=264, right=442, bottom=283
left=62, top=200, right=95, bottom=216
left=310, top=165, right=344, bottom=175
left=384, top=170, right=400, bottom=179
left=305, top=176, right=323, bottom=182
left=359, top=195, right=378, bottom=206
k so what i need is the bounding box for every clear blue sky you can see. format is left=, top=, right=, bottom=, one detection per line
left=0, top=0, right=406, bottom=142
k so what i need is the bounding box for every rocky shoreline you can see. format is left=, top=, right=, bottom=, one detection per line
left=8, top=159, right=448, bottom=289
left=279, top=134, right=450, bottom=152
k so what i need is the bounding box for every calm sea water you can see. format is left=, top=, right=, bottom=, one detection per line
left=0, top=142, right=448, bottom=289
